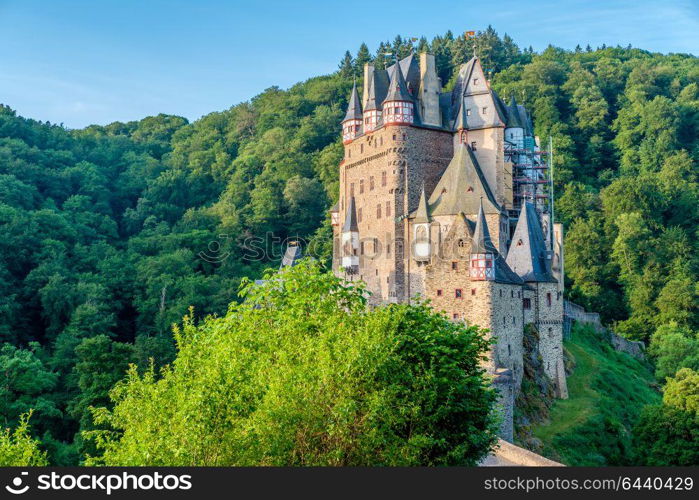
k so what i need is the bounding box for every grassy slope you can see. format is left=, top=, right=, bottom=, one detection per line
left=530, top=323, right=660, bottom=465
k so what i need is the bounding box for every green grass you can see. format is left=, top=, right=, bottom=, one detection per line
left=530, top=323, right=660, bottom=465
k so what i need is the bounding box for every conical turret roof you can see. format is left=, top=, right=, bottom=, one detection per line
left=343, top=82, right=363, bottom=122
left=506, top=95, right=524, bottom=129
left=505, top=202, right=557, bottom=283
left=342, top=196, right=359, bottom=232
left=412, top=185, right=430, bottom=223
left=383, top=64, right=412, bottom=103
left=471, top=200, right=524, bottom=284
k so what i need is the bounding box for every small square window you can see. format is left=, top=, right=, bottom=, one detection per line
left=471, top=141, right=477, bottom=151
left=455, top=289, right=463, bottom=298
left=482, top=106, right=487, bottom=114
left=437, top=289, right=443, bottom=297
left=473, top=78, right=479, bottom=85
left=471, top=288, right=476, bottom=296
left=466, top=109, right=471, bottom=116
left=451, top=262, right=458, bottom=271
left=523, top=298, right=531, bottom=309
left=453, top=313, right=460, bottom=320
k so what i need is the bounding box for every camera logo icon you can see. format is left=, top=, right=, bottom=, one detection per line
left=5, top=472, right=29, bottom=494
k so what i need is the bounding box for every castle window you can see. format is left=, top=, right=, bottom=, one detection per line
left=467, top=186, right=473, bottom=192
left=348, top=149, right=351, bottom=158
left=380, top=137, right=383, bottom=146
left=451, top=261, right=458, bottom=271
left=386, top=202, right=391, bottom=217
left=482, top=106, right=488, bottom=114
left=460, top=130, right=467, bottom=143
left=547, top=293, right=552, bottom=307
left=466, top=109, right=471, bottom=116
left=458, top=239, right=465, bottom=248
left=359, top=179, right=364, bottom=194
left=381, top=171, right=387, bottom=187
left=358, top=208, right=363, bottom=222
left=392, top=134, right=396, bottom=140
left=402, top=134, right=406, bottom=140
left=370, top=176, right=375, bottom=190
left=503, top=316, right=506, bottom=326
left=471, top=288, right=476, bottom=296
left=437, top=289, right=443, bottom=297
left=513, top=317, right=516, bottom=325
left=350, top=183, right=355, bottom=196
left=516, top=239, right=523, bottom=246
left=508, top=344, right=511, bottom=356
left=360, top=242, right=364, bottom=254
left=377, top=204, right=382, bottom=219
left=518, top=291, right=521, bottom=298
left=499, top=290, right=502, bottom=298
left=557, top=291, right=561, bottom=300
left=455, top=289, right=463, bottom=299
left=453, top=313, right=460, bottom=320
left=511, top=290, right=514, bottom=298
left=523, top=298, right=531, bottom=309
left=471, top=141, right=477, bottom=151
left=473, top=78, right=479, bottom=85
left=387, top=243, right=391, bottom=255
left=360, top=144, right=363, bottom=154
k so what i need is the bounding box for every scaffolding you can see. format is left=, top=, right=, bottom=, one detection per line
left=505, top=136, right=555, bottom=248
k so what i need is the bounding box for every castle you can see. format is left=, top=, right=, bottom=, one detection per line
left=329, top=53, right=568, bottom=440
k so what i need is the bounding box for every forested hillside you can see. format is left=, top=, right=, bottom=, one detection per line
left=1, top=28, right=697, bottom=465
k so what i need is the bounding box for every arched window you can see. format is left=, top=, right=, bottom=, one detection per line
left=416, top=225, right=427, bottom=241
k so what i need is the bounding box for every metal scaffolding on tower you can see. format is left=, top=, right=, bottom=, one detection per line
left=505, top=136, right=554, bottom=219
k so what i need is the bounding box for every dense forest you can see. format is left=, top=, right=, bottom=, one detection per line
left=1, top=27, right=697, bottom=465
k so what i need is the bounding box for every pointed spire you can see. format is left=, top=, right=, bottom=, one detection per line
left=506, top=94, right=524, bottom=129
left=343, top=82, right=363, bottom=122
left=342, top=197, right=359, bottom=233
left=505, top=202, right=557, bottom=282
left=364, top=73, right=380, bottom=112
left=471, top=199, right=498, bottom=254
left=280, top=241, right=303, bottom=269
left=453, top=96, right=469, bottom=131
left=383, top=64, right=412, bottom=103
left=413, top=184, right=430, bottom=223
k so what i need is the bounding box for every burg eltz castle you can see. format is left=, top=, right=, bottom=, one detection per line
left=329, top=53, right=568, bottom=440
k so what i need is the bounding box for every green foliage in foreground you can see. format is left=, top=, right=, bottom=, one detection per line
left=633, top=403, right=699, bottom=466
left=86, top=262, right=498, bottom=466
left=0, top=412, right=48, bottom=466
left=530, top=323, right=660, bottom=465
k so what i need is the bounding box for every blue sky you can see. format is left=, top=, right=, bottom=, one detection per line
left=0, top=0, right=697, bottom=128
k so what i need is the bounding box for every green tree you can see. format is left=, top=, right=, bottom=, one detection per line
left=633, top=404, right=699, bottom=466
left=0, top=413, right=48, bottom=466
left=87, top=262, right=498, bottom=466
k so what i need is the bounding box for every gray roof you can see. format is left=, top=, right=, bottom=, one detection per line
left=505, top=202, right=557, bottom=283
left=280, top=242, right=303, bottom=269
left=412, top=185, right=430, bottom=223
left=428, top=143, right=500, bottom=217
left=491, top=89, right=510, bottom=125
left=343, top=82, right=363, bottom=122
left=383, top=60, right=412, bottom=103
left=364, top=72, right=381, bottom=112
left=453, top=96, right=470, bottom=131
left=472, top=200, right=524, bottom=285
left=387, top=54, right=420, bottom=98
left=342, top=196, right=359, bottom=232
left=506, top=95, right=524, bottom=128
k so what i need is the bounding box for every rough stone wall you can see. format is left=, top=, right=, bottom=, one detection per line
left=492, top=368, right=515, bottom=442
left=531, top=282, right=568, bottom=399
left=336, top=124, right=452, bottom=304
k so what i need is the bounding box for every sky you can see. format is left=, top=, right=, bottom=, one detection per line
left=0, top=0, right=697, bottom=129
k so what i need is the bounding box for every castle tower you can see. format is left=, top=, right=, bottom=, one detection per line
left=418, top=52, right=442, bottom=127
left=382, top=63, right=414, bottom=125
left=342, top=82, right=363, bottom=143
left=506, top=202, right=568, bottom=398
left=412, top=185, right=431, bottom=261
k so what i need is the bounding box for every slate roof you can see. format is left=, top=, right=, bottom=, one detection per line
left=505, top=201, right=557, bottom=283
left=412, top=185, right=430, bottom=223
left=383, top=60, right=412, bottom=103
left=472, top=200, right=524, bottom=285
left=453, top=96, right=470, bottom=131
left=342, top=196, right=359, bottom=232
left=343, top=82, right=363, bottom=122
left=427, top=142, right=500, bottom=217
left=280, top=242, right=303, bottom=269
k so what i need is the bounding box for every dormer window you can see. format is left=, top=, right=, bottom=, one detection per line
left=482, top=106, right=488, bottom=114
left=471, top=141, right=477, bottom=151
left=466, top=109, right=471, bottom=116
